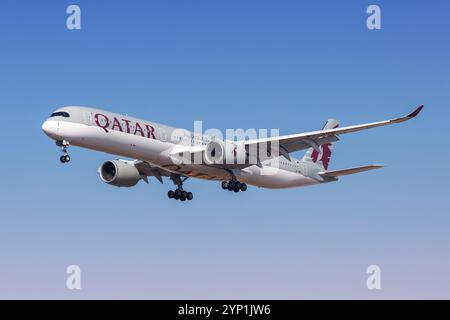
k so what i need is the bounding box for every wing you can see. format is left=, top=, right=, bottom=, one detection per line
left=244, top=105, right=424, bottom=156
left=134, top=160, right=172, bottom=184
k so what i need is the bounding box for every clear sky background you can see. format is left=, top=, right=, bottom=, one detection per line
left=0, top=0, right=449, bottom=299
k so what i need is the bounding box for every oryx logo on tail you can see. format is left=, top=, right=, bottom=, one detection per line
left=303, top=118, right=338, bottom=170
left=311, top=143, right=332, bottom=170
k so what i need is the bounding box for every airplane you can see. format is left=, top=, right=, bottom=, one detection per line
left=42, top=105, right=423, bottom=201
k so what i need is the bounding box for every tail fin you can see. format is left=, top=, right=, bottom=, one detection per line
left=302, top=118, right=339, bottom=170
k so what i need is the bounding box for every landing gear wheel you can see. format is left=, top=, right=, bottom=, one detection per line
left=222, top=178, right=247, bottom=193
left=57, top=140, right=71, bottom=164
left=169, top=176, right=193, bottom=202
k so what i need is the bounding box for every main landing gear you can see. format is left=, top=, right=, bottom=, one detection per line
left=167, top=175, right=193, bottom=201
left=167, top=189, right=194, bottom=202
left=221, top=180, right=247, bottom=193
left=57, top=140, right=71, bottom=163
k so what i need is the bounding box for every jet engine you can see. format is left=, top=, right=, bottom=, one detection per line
left=203, top=140, right=246, bottom=165
left=99, top=160, right=141, bottom=187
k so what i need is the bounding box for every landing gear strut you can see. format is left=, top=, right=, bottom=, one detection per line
left=221, top=180, right=247, bottom=193
left=57, top=140, right=71, bottom=163
left=168, top=175, right=193, bottom=201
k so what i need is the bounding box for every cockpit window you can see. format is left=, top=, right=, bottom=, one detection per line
left=50, top=112, right=70, bottom=118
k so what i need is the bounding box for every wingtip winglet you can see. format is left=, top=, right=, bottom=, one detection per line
left=407, top=105, right=424, bottom=118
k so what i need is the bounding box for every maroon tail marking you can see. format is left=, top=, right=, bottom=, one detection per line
left=311, top=144, right=332, bottom=170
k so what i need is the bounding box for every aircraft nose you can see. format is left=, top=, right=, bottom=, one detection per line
left=42, top=120, right=58, bottom=137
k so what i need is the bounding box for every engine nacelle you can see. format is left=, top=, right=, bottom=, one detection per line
left=203, top=141, right=224, bottom=165
left=203, top=140, right=246, bottom=165
left=99, top=160, right=141, bottom=187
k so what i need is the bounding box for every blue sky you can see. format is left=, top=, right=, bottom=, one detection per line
left=0, top=0, right=449, bottom=299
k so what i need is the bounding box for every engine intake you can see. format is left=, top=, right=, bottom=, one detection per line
left=203, top=141, right=224, bottom=165
left=203, top=141, right=246, bottom=165
left=99, top=160, right=141, bottom=187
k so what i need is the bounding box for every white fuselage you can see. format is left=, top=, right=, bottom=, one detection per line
left=42, top=106, right=322, bottom=189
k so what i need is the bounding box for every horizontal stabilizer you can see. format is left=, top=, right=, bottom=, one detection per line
left=318, top=165, right=384, bottom=178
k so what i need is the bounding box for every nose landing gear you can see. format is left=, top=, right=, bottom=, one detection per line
left=57, top=140, right=71, bottom=163
left=60, top=154, right=71, bottom=163
left=221, top=180, right=247, bottom=193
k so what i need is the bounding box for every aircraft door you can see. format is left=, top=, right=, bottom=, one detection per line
left=83, top=112, right=93, bottom=125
